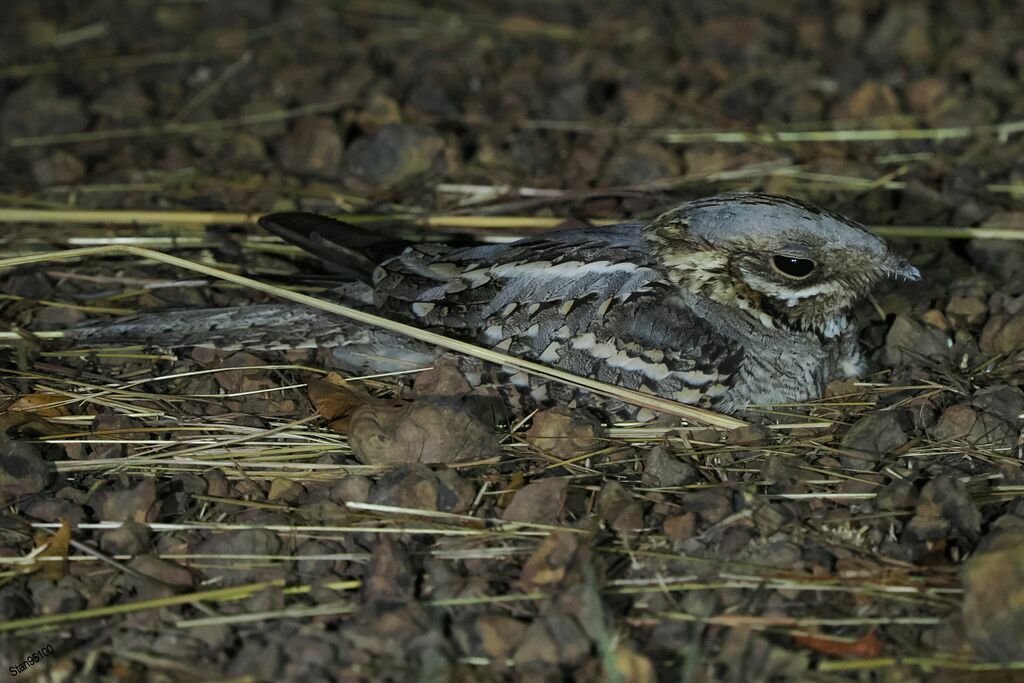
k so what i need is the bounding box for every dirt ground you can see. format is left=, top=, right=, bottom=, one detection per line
left=2, top=1, right=1024, bottom=681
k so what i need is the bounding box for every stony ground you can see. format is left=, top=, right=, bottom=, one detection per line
left=2, top=1, right=1024, bottom=681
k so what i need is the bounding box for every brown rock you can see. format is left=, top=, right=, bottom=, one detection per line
left=663, top=513, right=698, bottom=543
left=308, top=376, right=374, bottom=433
left=362, top=537, right=414, bottom=602
left=980, top=313, right=1024, bottom=355
left=215, top=352, right=273, bottom=393
left=267, top=479, right=305, bottom=503
left=945, top=296, right=988, bottom=328
left=620, top=85, right=671, bottom=126
left=602, top=141, right=681, bottom=186
left=0, top=79, right=88, bottom=143
left=642, top=446, right=700, bottom=488
left=884, top=314, right=950, bottom=366
left=99, top=480, right=158, bottom=523
left=355, top=92, right=402, bottom=131
left=596, top=481, right=645, bottom=532
left=276, top=116, right=343, bottom=178
left=513, top=613, right=591, bottom=667
left=933, top=404, right=1017, bottom=450
left=0, top=435, right=52, bottom=500
left=129, top=555, right=194, bottom=590
left=370, top=464, right=475, bottom=514
left=525, top=407, right=604, bottom=455
left=961, top=525, right=1024, bottom=661
left=521, top=531, right=581, bottom=588
left=838, top=413, right=907, bottom=469
left=906, top=77, right=948, bottom=117
left=611, top=646, right=657, bottom=683
left=454, top=615, right=528, bottom=660
left=503, top=477, right=569, bottom=524
left=330, top=475, right=372, bottom=504
left=831, top=82, right=901, bottom=122
left=100, top=521, right=150, bottom=555
left=409, top=362, right=471, bottom=398
left=31, top=150, right=86, bottom=186
left=903, top=476, right=980, bottom=544
left=344, top=124, right=444, bottom=190
left=348, top=398, right=500, bottom=465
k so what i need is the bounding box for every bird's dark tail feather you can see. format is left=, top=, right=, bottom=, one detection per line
left=257, top=212, right=410, bottom=285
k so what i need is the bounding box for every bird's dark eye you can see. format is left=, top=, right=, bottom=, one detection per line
left=772, top=254, right=816, bottom=279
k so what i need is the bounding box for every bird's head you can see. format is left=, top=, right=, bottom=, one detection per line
left=644, top=192, right=920, bottom=336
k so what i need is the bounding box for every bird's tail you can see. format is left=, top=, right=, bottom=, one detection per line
left=256, top=212, right=411, bottom=284
left=64, top=301, right=360, bottom=350
left=55, top=299, right=443, bottom=375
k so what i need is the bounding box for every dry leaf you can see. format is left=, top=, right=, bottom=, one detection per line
left=307, top=376, right=376, bottom=433
left=5, top=393, right=69, bottom=418
left=28, top=518, right=72, bottom=580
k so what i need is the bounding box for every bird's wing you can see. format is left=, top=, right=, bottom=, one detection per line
left=374, top=225, right=743, bottom=405
left=373, top=223, right=659, bottom=325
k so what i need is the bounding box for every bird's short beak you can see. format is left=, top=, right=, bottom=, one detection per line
left=883, top=255, right=921, bottom=281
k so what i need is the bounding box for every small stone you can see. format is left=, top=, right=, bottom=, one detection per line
left=980, top=313, right=1024, bottom=355
left=99, top=480, right=158, bottom=523
left=276, top=116, right=343, bottom=178
left=933, top=404, right=1017, bottom=450
left=370, top=464, right=474, bottom=514
left=972, top=386, right=1024, bottom=425
left=620, top=85, right=670, bottom=126
left=355, top=92, right=402, bottom=131
left=520, top=531, right=580, bottom=588
left=906, top=78, right=948, bottom=117
left=831, top=82, right=901, bottom=122
left=663, top=513, right=698, bottom=543
left=454, top=614, right=528, bottom=659
left=215, top=352, right=273, bottom=393
left=513, top=613, right=591, bottom=667
left=22, top=499, right=87, bottom=526
left=0, top=79, right=88, bottom=143
left=596, top=481, right=644, bottom=532
left=903, top=477, right=981, bottom=545
left=344, top=124, right=444, bottom=190
left=33, top=579, right=84, bottom=616
left=681, top=488, right=734, bottom=525
left=503, top=477, right=569, bottom=524
left=196, top=529, right=282, bottom=584
left=525, top=407, right=605, bottom=455
left=838, top=413, right=907, bottom=469
left=875, top=479, right=919, bottom=510
left=330, top=475, right=371, bottom=504
left=920, top=309, right=950, bottom=331
left=100, top=521, right=150, bottom=555
left=961, top=525, right=1024, bottom=661
left=932, top=404, right=978, bottom=441
left=409, top=362, right=471, bottom=398
left=945, top=296, right=988, bottom=328
left=0, top=435, right=51, bottom=500
left=267, top=479, right=305, bottom=503
left=642, top=446, right=700, bottom=488
left=348, top=398, right=500, bottom=465
left=126, top=557, right=194, bottom=598
left=129, top=555, right=194, bottom=590
left=601, top=141, right=681, bottom=186
left=884, top=314, right=950, bottom=366
left=30, top=150, right=86, bottom=186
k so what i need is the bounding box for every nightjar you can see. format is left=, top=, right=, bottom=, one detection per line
left=65, top=192, right=919, bottom=418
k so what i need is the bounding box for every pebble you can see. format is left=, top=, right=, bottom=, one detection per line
left=343, top=124, right=444, bottom=190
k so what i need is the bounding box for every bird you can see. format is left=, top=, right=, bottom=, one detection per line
left=62, top=192, right=919, bottom=419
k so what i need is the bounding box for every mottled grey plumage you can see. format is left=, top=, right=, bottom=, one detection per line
left=66, top=192, right=919, bottom=418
